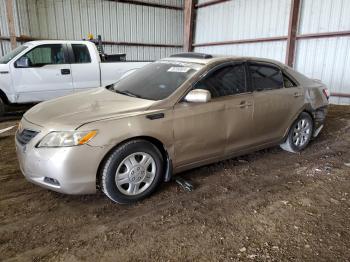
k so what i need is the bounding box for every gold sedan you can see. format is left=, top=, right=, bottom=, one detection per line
left=15, top=53, right=329, bottom=203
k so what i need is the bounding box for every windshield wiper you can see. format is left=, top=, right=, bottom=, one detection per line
left=115, top=90, right=141, bottom=98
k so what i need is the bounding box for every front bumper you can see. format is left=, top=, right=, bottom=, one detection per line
left=15, top=119, right=110, bottom=195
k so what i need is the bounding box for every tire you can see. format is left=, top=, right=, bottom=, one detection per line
left=280, top=112, right=314, bottom=153
left=0, top=97, right=5, bottom=117
left=101, top=139, right=164, bottom=204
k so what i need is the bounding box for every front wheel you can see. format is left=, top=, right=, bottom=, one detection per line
left=101, top=140, right=164, bottom=204
left=280, top=112, right=314, bottom=153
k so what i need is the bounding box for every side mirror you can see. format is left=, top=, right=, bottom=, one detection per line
left=184, top=89, right=211, bottom=103
left=15, top=56, right=30, bottom=68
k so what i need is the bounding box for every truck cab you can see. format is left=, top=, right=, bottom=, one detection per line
left=0, top=40, right=148, bottom=115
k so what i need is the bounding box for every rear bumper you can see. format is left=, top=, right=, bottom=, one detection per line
left=312, top=106, right=328, bottom=129
left=312, top=106, right=328, bottom=137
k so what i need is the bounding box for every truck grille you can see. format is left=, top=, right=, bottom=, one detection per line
left=16, top=129, right=39, bottom=145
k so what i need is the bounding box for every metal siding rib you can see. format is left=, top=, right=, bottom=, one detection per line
left=194, top=40, right=287, bottom=62
left=0, top=0, right=183, bottom=60
left=37, top=0, right=48, bottom=38
left=296, top=0, right=350, bottom=104
left=137, top=0, right=183, bottom=8
left=0, top=40, right=15, bottom=57
left=194, top=0, right=291, bottom=44
left=16, top=0, right=30, bottom=36
left=299, top=0, right=350, bottom=34
left=55, top=0, right=65, bottom=39
left=193, top=0, right=290, bottom=63
left=295, top=37, right=350, bottom=104
left=197, top=0, right=215, bottom=4
left=0, top=0, right=10, bottom=37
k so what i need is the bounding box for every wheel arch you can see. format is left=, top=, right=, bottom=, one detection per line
left=282, top=109, right=315, bottom=143
left=96, top=135, right=173, bottom=190
left=0, top=89, right=9, bottom=104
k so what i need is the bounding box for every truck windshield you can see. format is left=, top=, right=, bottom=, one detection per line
left=0, top=45, right=28, bottom=64
left=111, top=61, right=203, bottom=100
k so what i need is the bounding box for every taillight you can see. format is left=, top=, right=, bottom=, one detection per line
left=322, top=88, right=330, bottom=100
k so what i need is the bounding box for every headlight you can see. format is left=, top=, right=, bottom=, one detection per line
left=37, top=130, right=97, bottom=147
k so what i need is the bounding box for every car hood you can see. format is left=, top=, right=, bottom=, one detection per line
left=24, top=88, right=156, bottom=129
left=0, top=64, right=9, bottom=72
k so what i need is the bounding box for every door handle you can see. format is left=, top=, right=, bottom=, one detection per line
left=239, top=101, right=253, bottom=108
left=146, top=113, right=164, bottom=120
left=61, top=69, right=70, bottom=75
left=294, top=92, right=302, bottom=97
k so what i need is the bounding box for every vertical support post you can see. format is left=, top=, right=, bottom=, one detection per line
left=5, top=0, right=17, bottom=49
left=184, top=0, right=195, bottom=52
left=286, top=0, right=301, bottom=67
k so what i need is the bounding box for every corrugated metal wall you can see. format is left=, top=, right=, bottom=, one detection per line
left=193, top=0, right=350, bottom=104
left=195, top=41, right=287, bottom=62
left=0, top=0, right=184, bottom=60
left=194, top=0, right=291, bottom=62
left=295, top=0, right=350, bottom=104
left=0, top=0, right=9, bottom=37
left=0, top=0, right=10, bottom=57
left=1, top=0, right=350, bottom=104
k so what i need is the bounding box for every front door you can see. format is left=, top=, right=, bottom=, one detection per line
left=173, top=62, right=254, bottom=168
left=11, top=44, right=73, bottom=103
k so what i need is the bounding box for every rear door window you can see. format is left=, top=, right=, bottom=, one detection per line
left=71, top=44, right=91, bottom=63
left=194, top=63, right=246, bottom=98
left=248, top=63, right=283, bottom=91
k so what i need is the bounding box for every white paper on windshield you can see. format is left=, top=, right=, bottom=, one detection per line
left=167, top=67, right=191, bottom=73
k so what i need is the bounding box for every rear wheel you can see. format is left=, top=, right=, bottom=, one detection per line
left=101, top=140, right=164, bottom=204
left=0, top=97, right=5, bottom=117
left=280, top=112, right=314, bottom=153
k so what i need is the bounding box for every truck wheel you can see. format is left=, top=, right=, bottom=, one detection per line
left=280, top=112, right=314, bottom=153
left=0, top=97, right=5, bottom=117
left=101, top=140, right=164, bottom=204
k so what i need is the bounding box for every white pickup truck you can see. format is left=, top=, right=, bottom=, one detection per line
left=0, top=40, right=148, bottom=115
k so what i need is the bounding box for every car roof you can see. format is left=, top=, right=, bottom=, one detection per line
left=161, top=53, right=287, bottom=68
left=24, top=40, right=91, bottom=46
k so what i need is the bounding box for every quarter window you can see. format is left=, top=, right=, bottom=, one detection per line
left=72, top=44, right=91, bottom=63
left=248, top=63, right=283, bottom=91
left=194, top=64, right=246, bottom=98
left=283, top=74, right=297, bottom=88
left=22, top=44, right=66, bottom=67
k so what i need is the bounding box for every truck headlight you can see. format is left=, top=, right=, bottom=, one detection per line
left=37, top=130, right=97, bottom=147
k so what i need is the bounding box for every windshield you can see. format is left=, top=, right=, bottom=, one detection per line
left=110, top=61, right=203, bottom=100
left=0, top=45, right=28, bottom=64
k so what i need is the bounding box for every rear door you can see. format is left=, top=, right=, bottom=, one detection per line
left=68, top=43, right=100, bottom=92
left=11, top=44, right=73, bottom=102
left=173, top=62, right=254, bottom=167
left=248, top=61, right=303, bottom=145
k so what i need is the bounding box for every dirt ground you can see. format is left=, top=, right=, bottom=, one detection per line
left=0, top=105, right=349, bottom=262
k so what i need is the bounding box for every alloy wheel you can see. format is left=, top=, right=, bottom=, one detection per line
left=292, top=118, right=312, bottom=147
left=115, top=152, right=156, bottom=196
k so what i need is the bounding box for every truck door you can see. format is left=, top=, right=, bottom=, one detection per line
left=68, top=43, right=100, bottom=92
left=11, top=44, right=73, bottom=103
